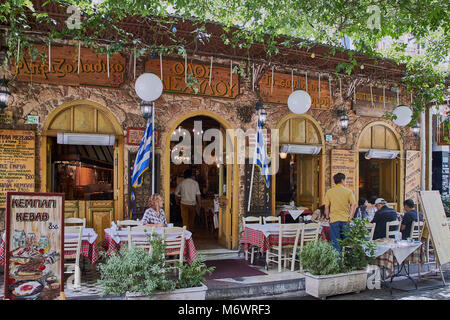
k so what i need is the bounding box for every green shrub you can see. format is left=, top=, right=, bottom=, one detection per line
left=299, top=240, right=342, bottom=275
left=175, top=255, right=215, bottom=289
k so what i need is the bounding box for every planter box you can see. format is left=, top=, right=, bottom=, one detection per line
left=125, top=283, right=208, bottom=300
left=303, top=270, right=367, bottom=300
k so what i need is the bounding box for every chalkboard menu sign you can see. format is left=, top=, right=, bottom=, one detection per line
left=0, top=130, right=35, bottom=208
left=4, top=192, right=65, bottom=300
left=331, top=149, right=357, bottom=196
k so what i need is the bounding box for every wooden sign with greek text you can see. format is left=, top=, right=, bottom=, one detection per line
left=258, top=72, right=332, bottom=109
left=126, top=128, right=160, bottom=147
left=354, top=86, right=398, bottom=117
left=4, top=192, right=65, bottom=300
left=145, top=58, right=240, bottom=99
left=404, top=150, right=421, bottom=203
left=0, top=111, right=13, bottom=125
left=331, top=149, right=357, bottom=196
left=12, top=45, right=125, bottom=88
left=0, top=130, right=35, bottom=208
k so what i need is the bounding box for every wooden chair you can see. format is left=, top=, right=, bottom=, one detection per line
left=365, top=223, right=376, bottom=241
left=386, top=220, right=400, bottom=239
left=266, top=223, right=302, bottom=272
left=64, top=226, right=84, bottom=289
left=117, top=219, right=140, bottom=228
left=65, top=217, right=86, bottom=228
left=263, top=216, right=281, bottom=224
left=410, top=221, right=425, bottom=241
left=242, top=216, right=263, bottom=264
left=127, top=225, right=155, bottom=252
left=287, top=223, right=321, bottom=271
left=161, top=226, right=186, bottom=279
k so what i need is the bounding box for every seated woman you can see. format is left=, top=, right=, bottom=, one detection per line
left=353, top=197, right=370, bottom=221
left=141, top=193, right=168, bottom=227
left=311, top=205, right=326, bottom=223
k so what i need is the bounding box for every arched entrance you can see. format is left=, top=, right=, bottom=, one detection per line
left=273, top=114, right=326, bottom=213
left=163, top=111, right=239, bottom=250
left=41, top=100, right=124, bottom=243
left=356, top=121, right=403, bottom=211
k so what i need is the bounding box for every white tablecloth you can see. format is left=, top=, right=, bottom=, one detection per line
left=366, top=241, right=422, bottom=265
left=288, top=210, right=304, bottom=221
left=104, top=227, right=192, bottom=244
left=65, top=228, right=98, bottom=244
left=246, top=223, right=322, bottom=238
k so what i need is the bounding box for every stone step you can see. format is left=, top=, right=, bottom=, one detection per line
left=197, top=248, right=241, bottom=261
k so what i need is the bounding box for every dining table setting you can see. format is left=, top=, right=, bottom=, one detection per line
left=101, top=225, right=198, bottom=264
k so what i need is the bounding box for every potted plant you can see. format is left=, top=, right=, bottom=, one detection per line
left=299, top=218, right=377, bottom=299
left=97, top=233, right=214, bottom=300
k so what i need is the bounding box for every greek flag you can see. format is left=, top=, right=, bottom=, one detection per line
left=131, top=111, right=153, bottom=188
left=254, top=120, right=270, bottom=188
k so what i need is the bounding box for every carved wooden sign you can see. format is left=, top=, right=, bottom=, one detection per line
left=404, top=150, right=421, bottom=203
left=258, top=72, right=332, bottom=109
left=331, top=149, right=357, bottom=196
left=12, top=45, right=125, bottom=88
left=354, top=86, right=398, bottom=117
left=4, top=192, right=65, bottom=300
left=0, top=130, right=35, bottom=208
left=126, top=128, right=160, bottom=147
left=0, top=111, right=13, bottom=125
left=145, top=58, right=240, bottom=99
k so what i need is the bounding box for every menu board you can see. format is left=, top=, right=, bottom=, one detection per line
left=331, top=149, right=357, bottom=195
left=0, top=130, right=35, bottom=208
left=405, top=150, right=421, bottom=203
left=4, top=192, right=65, bottom=300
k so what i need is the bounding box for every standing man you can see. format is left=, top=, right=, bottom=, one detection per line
left=324, top=173, right=357, bottom=252
left=400, top=199, right=423, bottom=240
left=175, top=169, right=201, bottom=230
left=370, top=198, right=398, bottom=240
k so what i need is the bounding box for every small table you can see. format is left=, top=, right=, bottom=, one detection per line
left=278, top=210, right=313, bottom=224
left=102, top=227, right=197, bottom=264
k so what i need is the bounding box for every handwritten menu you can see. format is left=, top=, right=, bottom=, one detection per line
left=4, top=192, right=64, bottom=300
left=0, top=130, right=35, bottom=208
left=405, top=150, right=421, bottom=203
left=331, top=149, right=357, bottom=195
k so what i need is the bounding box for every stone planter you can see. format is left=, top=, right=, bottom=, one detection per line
left=125, top=283, right=208, bottom=300
left=303, top=270, right=367, bottom=300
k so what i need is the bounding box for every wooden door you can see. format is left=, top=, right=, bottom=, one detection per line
left=297, top=155, right=320, bottom=210
left=379, top=159, right=399, bottom=209
left=87, top=200, right=114, bottom=244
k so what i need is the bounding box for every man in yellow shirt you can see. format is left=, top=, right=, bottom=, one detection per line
left=324, top=173, right=357, bottom=252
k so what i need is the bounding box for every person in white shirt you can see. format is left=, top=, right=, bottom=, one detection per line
left=175, top=169, right=201, bottom=230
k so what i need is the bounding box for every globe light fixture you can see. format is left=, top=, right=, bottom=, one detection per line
left=0, top=76, right=11, bottom=111
left=134, top=73, right=163, bottom=102
left=392, top=105, right=412, bottom=126
left=287, top=90, right=311, bottom=114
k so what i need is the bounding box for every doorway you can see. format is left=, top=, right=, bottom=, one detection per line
left=41, top=100, right=124, bottom=243
left=168, top=115, right=230, bottom=250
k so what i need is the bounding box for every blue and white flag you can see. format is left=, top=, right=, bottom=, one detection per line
left=131, top=110, right=153, bottom=188
left=254, top=120, right=270, bottom=188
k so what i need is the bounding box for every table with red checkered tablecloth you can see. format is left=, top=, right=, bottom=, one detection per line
left=102, top=228, right=197, bottom=265
left=0, top=229, right=100, bottom=266
left=374, top=242, right=423, bottom=278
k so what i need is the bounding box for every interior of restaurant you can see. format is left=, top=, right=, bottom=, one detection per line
left=169, top=116, right=226, bottom=250
left=49, top=137, right=114, bottom=200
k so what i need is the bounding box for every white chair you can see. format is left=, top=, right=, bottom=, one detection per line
left=366, top=223, right=376, bottom=241
left=117, top=219, right=140, bottom=228
left=263, top=216, right=281, bottom=224
left=410, top=221, right=425, bottom=241
left=287, top=223, right=321, bottom=271
left=127, top=225, right=155, bottom=252
left=266, top=224, right=302, bottom=272
left=242, top=216, right=262, bottom=264
left=64, top=226, right=83, bottom=289
left=386, top=220, right=400, bottom=239
left=161, top=226, right=186, bottom=279
left=65, top=217, right=86, bottom=228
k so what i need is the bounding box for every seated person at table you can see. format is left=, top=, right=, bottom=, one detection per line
left=370, top=198, right=397, bottom=240
left=353, top=197, right=370, bottom=221
left=366, top=196, right=378, bottom=221
left=311, top=205, right=325, bottom=223
left=400, top=199, right=423, bottom=240
left=141, top=193, right=168, bottom=227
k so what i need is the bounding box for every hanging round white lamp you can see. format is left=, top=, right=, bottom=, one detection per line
left=134, top=72, right=163, bottom=101
left=392, top=105, right=412, bottom=126
left=287, top=90, right=311, bottom=114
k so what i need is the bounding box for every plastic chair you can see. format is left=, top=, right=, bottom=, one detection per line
left=64, top=226, right=84, bottom=289
left=263, top=216, right=281, bottom=224
left=266, top=223, right=302, bottom=272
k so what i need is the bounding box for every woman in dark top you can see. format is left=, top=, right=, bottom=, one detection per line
left=353, top=197, right=370, bottom=221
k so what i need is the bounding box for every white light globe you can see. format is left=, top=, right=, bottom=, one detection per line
left=134, top=73, right=163, bottom=101
left=287, top=90, right=312, bottom=114
left=392, top=105, right=412, bottom=126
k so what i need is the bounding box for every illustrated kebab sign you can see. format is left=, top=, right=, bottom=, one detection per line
left=4, top=192, right=65, bottom=300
